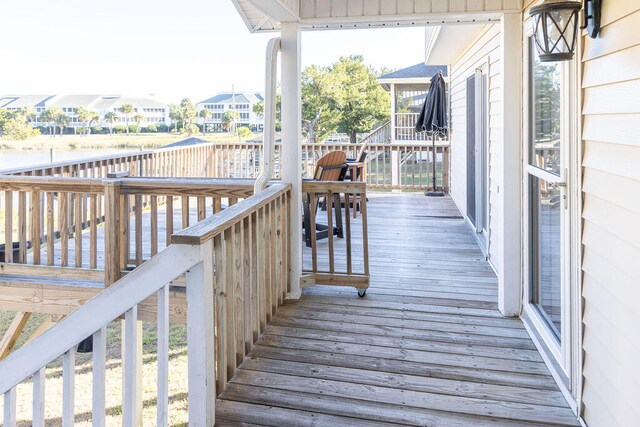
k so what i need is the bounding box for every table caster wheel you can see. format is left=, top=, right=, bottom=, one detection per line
left=357, top=288, right=367, bottom=298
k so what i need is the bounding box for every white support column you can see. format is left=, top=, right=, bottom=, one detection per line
left=390, top=83, right=400, bottom=188
left=281, top=21, right=303, bottom=299
left=499, top=12, right=523, bottom=317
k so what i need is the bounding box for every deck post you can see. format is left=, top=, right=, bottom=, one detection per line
left=103, top=180, right=122, bottom=287
left=498, top=12, right=523, bottom=317
left=186, top=240, right=216, bottom=426
left=390, top=83, right=400, bottom=188
left=281, top=21, right=303, bottom=299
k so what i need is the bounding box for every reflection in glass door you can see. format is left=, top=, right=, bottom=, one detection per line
left=527, top=36, right=567, bottom=344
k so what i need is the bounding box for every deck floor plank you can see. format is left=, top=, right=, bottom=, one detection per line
left=217, top=193, right=579, bottom=426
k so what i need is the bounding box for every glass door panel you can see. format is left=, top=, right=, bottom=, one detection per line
left=529, top=175, right=562, bottom=338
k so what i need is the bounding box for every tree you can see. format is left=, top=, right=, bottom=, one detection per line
left=40, top=107, right=62, bottom=136
left=330, top=55, right=390, bottom=143
left=104, top=111, right=117, bottom=135
left=199, top=108, right=212, bottom=135
left=302, top=65, right=339, bottom=143
left=221, top=110, right=240, bottom=133
left=133, top=113, right=144, bottom=134
left=169, top=104, right=182, bottom=132
left=0, top=108, right=39, bottom=140
left=55, top=112, right=69, bottom=136
left=179, top=98, right=197, bottom=135
left=76, top=107, right=92, bottom=136
left=252, top=102, right=264, bottom=119
left=89, top=112, right=100, bottom=134
left=119, top=103, right=134, bottom=134
left=237, top=126, right=252, bottom=143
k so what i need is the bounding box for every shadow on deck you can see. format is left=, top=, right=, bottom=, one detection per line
left=215, top=193, right=579, bottom=426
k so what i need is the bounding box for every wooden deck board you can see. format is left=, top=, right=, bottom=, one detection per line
left=217, top=193, right=579, bottom=426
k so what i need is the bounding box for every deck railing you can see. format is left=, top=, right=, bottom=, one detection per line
left=0, top=182, right=291, bottom=426
left=301, top=180, right=369, bottom=292
left=0, top=175, right=256, bottom=275
left=394, top=112, right=430, bottom=142
left=1, top=138, right=449, bottom=192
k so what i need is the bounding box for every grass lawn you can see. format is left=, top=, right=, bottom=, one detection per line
left=0, top=313, right=190, bottom=426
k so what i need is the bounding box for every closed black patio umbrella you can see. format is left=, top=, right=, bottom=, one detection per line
left=416, top=70, right=448, bottom=196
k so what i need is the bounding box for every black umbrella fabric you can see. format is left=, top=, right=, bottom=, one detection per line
left=416, top=71, right=448, bottom=136
left=416, top=71, right=448, bottom=196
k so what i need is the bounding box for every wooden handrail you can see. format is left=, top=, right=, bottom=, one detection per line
left=0, top=175, right=104, bottom=193
left=172, top=183, right=291, bottom=245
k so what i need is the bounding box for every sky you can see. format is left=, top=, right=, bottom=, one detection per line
left=0, top=0, right=426, bottom=104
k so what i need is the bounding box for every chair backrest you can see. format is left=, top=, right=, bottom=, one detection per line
left=314, top=151, right=347, bottom=181
left=356, top=142, right=368, bottom=163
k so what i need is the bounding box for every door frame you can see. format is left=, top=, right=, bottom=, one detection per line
left=521, top=18, right=582, bottom=412
left=474, top=62, right=490, bottom=253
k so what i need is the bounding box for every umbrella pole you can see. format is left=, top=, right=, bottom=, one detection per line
left=425, top=131, right=444, bottom=197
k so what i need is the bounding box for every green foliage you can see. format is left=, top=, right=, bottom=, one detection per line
left=182, top=123, right=199, bottom=135
left=221, top=110, right=240, bottom=133
left=237, top=126, right=252, bottom=142
left=169, top=99, right=198, bottom=135
left=113, top=125, right=127, bottom=134
left=330, top=55, right=390, bottom=143
left=92, top=126, right=104, bottom=134
left=302, top=65, right=339, bottom=143
left=128, top=124, right=138, bottom=134
left=103, top=111, right=118, bottom=135
left=156, top=123, right=169, bottom=132
left=252, top=102, right=264, bottom=118
left=118, top=103, right=135, bottom=134
left=39, top=107, right=62, bottom=135
left=146, top=124, right=157, bottom=133
left=0, top=108, right=40, bottom=140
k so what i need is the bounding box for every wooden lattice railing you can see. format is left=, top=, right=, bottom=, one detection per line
left=0, top=182, right=291, bottom=426
left=301, top=180, right=369, bottom=293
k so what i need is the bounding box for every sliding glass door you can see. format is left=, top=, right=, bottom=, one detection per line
left=524, top=33, right=578, bottom=393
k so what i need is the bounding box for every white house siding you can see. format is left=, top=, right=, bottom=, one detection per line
left=579, top=1, right=640, bottom=425
left=448, top=24, right=502, bottom=273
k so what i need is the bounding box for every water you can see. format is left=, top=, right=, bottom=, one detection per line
left=0, top=148, right=139, bottom=172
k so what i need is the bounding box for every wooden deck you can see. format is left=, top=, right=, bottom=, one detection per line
left=215, top=193, right=579, bottom=426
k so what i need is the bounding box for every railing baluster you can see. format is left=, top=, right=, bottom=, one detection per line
left=46, top=192, right=56, bottom=265
left=166, top=196, right=173, bottom=246
left=3, top=387, right=16, bottom=427
left=75, top=192, right=83, bottom=268
left=326, top=191, right=335, bottom=274
left=223, top=228, right=237, bottom=374
left=32, top=367, right=46, bottom=427
left=151, top=195, right=158, bottom=256
left=19, top=196, right=32, bottom=258
left=31, top=189, right=41, bottom=264
left=59, top=192, right=69, bottom=267
left=62, top=347, right=76, bottom=427
left=4, top=191, right=13, bottom=263
left=123, top=306, right=140, bottom=427
left=135, top=195, right=143, bottom=266
left=181, top=196, right=189, bottom=229
left=90, top=193, right=98, bottom=269
left=233, top=222, right=244, bottom=365
left=92, top=327, right=106, bottom=427
left=213, top=234, right=227, bottom=392
left=156, top=284, right=169, bottom=427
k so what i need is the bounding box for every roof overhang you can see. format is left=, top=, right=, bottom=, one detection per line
left=231, top=0, right=522, bottom=33
left=424, top=24, right=487, bottom=65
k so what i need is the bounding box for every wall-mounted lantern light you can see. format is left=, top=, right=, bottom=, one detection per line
left=529, top=0, right=583, bottom=62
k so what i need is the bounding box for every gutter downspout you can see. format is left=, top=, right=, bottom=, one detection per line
left=254, top=37, right=281, bottom=194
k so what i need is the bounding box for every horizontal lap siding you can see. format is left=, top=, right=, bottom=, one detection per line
left=449, top=24, right=502, bottom=273
left=580, top=2, right=640, bottom=426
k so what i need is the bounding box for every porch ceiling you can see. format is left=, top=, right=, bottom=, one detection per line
left=232, top=0, right=522, bottom=33
left=425, top=24, right=487, bottom=65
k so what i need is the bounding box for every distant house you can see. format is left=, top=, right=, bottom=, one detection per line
left=197, top=92, right=264, bottom=132
left=377, top=63, right=448, bottom=143
left=0, top=94, right=170, bottom=131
